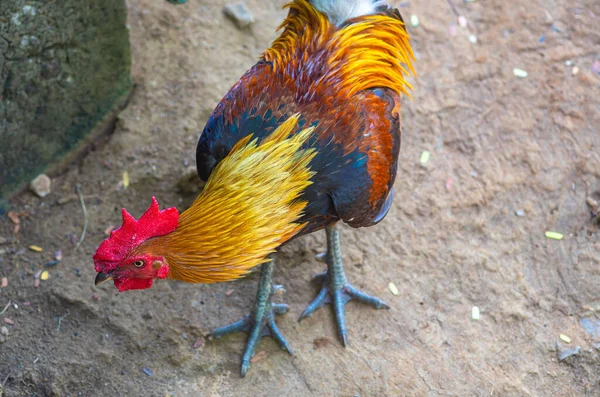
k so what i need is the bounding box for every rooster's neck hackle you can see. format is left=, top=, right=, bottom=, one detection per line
left=141, top=114, right=316, bottom=283
left=262, top=0, right=416, bottom=98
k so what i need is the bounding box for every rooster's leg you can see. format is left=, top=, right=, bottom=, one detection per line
left=210, top=259, right=292, bottom=377
left=299, top=224, right=390, bottom=346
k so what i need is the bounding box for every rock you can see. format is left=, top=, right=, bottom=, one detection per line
left=177, top=166, right=204, bottom=195
left=0, top=236, right=7, bottom=245
left=30, top=174, right=51, bottom=198
left=223, top=3, right=255, bottom=29
left=0, top=335, right=5, bottom=343
left=557, top=343, right=581, bottom=361
left=515, top=209, right=525, bottom=217
left=579, top=318, right=600, bottom=339
left=142, top=312, right=153, bottom=320
left=0, top=0, right=132, bottom=199
left=0, top=326, right=8, bottom=336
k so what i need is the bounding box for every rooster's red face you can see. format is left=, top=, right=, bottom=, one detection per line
left=92, top=197, right=179, bottom=292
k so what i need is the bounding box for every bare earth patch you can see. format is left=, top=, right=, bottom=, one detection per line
left=1, top=0, right=599, bottom=395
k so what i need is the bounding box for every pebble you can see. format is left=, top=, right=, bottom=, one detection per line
left=545, top=231, right=564, bottom=240
left=7, top=212, right=20, bottom=224
left=579, top=318, right=600, bottom=338
left=29, top=245, right=43, bottom=252
left=223, top=3, right=255, bottom=29
left=250, top=350, right=267, bottom=363
left=193, top=338, right=203, bottom=349
left=1, top=277, right=7, bottom=288
left=592, top=60, right=600, bottom=74
left=419, top=151, right=430, bottom=166
left=559, top=333, right=571, bottom=343
left=3, top=317, right=14, bottom=325
left=410, top=15, right=419, bottom=27
left=458, top=15, right=467, bottom=28
left=0, top=237, right=7, bottom=245
left=388, top=282, right=399, bottom=295
left=30, top=174, right=51, bottom=198
left=558, top=345, right=580, bottom=361
left=177, top=167, right=204, bottom=195
left=1, top=326, right=8, bottom=335
left=571, top=66, right=579, bottom=75
left=515, top=209, right=525, bottom=217
left=472, top=306, right=481, bottom=320
left=513, top=68, right=528, bottom=78
left=445, top=177, right=453, bottom=191
left=468, top=34, right=477, bottom=44
left=143, top=367, right=155, bottom=377
left=40, top=270, right=50, bottom=281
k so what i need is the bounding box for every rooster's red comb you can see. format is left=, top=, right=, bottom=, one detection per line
left=93, top=197, right=179, bottom=273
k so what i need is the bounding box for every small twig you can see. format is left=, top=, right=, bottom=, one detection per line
left=0, top=300, right=11, bottom=315
left=446, top=0, right=460, bottom=17
left=74, top=184, right=88, bottom=251
left=57, top=312, right=70, bottom=332
left=2, top=372, right=10, bottom=387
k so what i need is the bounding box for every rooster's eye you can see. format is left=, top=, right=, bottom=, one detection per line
left=133, top=260, right=145, bottom=268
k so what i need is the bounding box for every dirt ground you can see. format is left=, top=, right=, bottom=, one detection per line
left=1, top=0, right=599, bottom=395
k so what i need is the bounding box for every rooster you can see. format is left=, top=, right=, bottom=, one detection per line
left=93, top=0, right=415, bottom=376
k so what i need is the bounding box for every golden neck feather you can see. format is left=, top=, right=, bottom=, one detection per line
left=262, top=0, right=416, bottom=97
left=142, top=115, right=316, bottom=283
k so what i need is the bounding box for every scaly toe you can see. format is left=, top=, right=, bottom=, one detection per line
left=298, top=287, right=329, bottom=321
left=311, top=270, right=328, bottom=283
left=210, top=316, right=251, bottom=338
left=269, top=318, right=294, bottom=354
left=273, top=303, right=289, bottom=314
left=346, top=284, right=390, bottom=309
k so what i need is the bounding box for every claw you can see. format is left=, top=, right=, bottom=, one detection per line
left=332, top=289, right=347, bottom=346
left=210, top=260, right=293, bottom=377
left=315, top=252, right=327, bottom=263
left=300, top=225, right=390, bottom=346
left=273, top=284, right=286, bottom=295
left=298, top=286, right=329, bottom=321
left=346, top=284, right=390, bottom=309
left=269, top=318, right=294, bottom=355
left=273, top=303, right=289, bottom=314
left=311, top=270, right=328, bottom=283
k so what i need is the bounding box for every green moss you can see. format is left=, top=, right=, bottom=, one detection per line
left=0, top=0, right=133, bottom=198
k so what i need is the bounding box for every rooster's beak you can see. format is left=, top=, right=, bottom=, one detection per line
left=95, top=272, right=113, bottom=286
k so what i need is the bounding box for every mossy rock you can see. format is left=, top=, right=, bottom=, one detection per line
left=0, top=0, right=132, bottom=199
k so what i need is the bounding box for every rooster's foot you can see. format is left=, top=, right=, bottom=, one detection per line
left=298, top=225, right=389, bottom=346
left=209, top=261, right=292, bottom=377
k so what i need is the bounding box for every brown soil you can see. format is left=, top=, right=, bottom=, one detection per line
left=1, top=0, right=599, bottom=396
